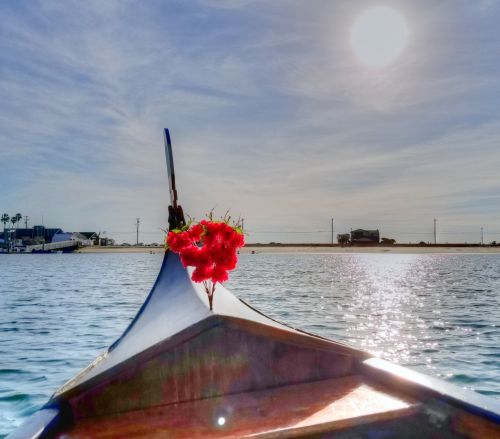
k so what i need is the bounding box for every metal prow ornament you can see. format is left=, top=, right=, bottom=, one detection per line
left=164, top=129, right=186, bottom=230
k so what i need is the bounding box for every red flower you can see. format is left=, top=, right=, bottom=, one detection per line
left=167, top=218, right=245, bottom=311
left=178, top=246, right=198, bottom=267
left=213, top=248, right=237, bottom=270
left=167, top=231, right=192, bottom=252
left=188, top=224, right=204, bottom=242
left=192, top=265, right=213, bottom=282
left=230, top=232, right=245, bottom=248
left=212, top=265, right=229, bottom=283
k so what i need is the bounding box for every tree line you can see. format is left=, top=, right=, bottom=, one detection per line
left=1, top=213, right=23, bottom=229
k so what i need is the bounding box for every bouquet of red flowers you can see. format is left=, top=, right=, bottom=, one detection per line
left=166, top=217, right=245, bottom=310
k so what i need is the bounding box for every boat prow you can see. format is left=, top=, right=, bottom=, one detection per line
left=50, top=250, right=369, bottom=419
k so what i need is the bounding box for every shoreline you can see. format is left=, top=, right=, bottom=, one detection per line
left=78, top=245, right=500, bottom=254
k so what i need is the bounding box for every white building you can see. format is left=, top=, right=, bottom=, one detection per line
left=51, top=232, right=93, bottom=246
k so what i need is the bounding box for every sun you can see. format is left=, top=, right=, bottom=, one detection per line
left=350, top=7, right=409, bottom=67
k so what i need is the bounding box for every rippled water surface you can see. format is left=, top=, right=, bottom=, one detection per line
left=1, top=252, right=500, bottom=436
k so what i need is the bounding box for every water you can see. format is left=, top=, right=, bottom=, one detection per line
left=1, top=252, right=500, bottom=436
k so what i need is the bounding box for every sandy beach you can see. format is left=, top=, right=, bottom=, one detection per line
left=79, top=245, right=500, bottom=255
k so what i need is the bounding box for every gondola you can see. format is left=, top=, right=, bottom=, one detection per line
left=10, top=130, right=500, bottom=438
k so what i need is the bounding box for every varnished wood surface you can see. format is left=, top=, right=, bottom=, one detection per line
left=58, top=375, right=418, bottom=438
left=454, top=410, right=500, bottom=438
left=68, top=321, right=352, bottom=419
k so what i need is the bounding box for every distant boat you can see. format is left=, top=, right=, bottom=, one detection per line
left=10, top=130, right=500, bottom=438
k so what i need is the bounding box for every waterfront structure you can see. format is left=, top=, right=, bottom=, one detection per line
left=99, top=237, right=115, bottom=246
left=350, top=229, right=380, bottom=244
left=80, top=232, right=100, bottom=245
left=52, top=232, right=92, bottom=244
left=0, top=226, right=63, bottom=244
left=0, top=226, right=95, bottom=252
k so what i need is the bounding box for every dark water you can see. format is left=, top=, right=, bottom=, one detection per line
left=1, top=252, right=499, bottom=436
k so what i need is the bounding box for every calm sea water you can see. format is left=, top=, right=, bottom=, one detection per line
left=1, top=252, right=499, bottom=436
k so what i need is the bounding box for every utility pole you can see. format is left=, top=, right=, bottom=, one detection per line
left=433, top=218, right=437, bottom=245
left=136, top=218, right=140, bottom=246
left=24, top=216, right=29, bottom=230
left=481, top=226, right=484, bottom=245
left=331, top=218, right=334, bottom=245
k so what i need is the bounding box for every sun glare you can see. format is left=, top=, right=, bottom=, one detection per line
left=350, top=7, right=409, bottom=67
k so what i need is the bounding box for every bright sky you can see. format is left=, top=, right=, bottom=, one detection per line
left=1, top=0, right=500, bottom=244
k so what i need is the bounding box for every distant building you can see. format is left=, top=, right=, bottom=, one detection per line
left=350, top=229, right=380, bottom=244
left=80, top=232, right=99, bottom=245
left=52, top=232, right=92, bottom=244
left=1, top=226, right=63, bottom=244
left=99, top=237, right=115, bottom=246
left=1, top=225, right=108, bottom=250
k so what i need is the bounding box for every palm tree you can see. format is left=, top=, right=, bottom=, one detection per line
left=15, top=213, right=22, bottom=229
left=11, top=216, right=17, bottom=228
left=1, top=214, right=9, bottom=230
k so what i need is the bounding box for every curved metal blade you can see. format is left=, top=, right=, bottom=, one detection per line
left=164, top=128, right=177, bottom=208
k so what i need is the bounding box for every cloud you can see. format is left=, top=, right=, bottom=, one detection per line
left=1, top=1, right=500, bottom=244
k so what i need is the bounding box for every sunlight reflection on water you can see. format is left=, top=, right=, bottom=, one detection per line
left=230, top=253, right=500, bottom=396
